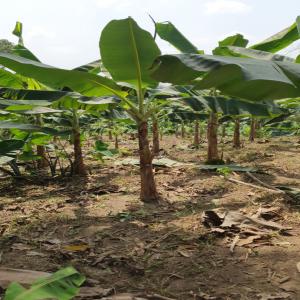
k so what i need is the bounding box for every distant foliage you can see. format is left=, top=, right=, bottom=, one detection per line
left=0, top=39, right=14, bottom=53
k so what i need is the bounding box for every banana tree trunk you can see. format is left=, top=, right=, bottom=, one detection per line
left=73, top=129, right=87, bottom=176
left=115, top=135, right=119, bottom=150
left=207, top=112, right=219, bottom=163
left=221, top=125, right=226, bottom=140
left=249, top=117, right=256, bottom=142
left=233, top=118, right=241, bottom=148
left=36, top=115, right=48, bottom=169
left=181, top=122, right=185, bottom=138
left=138, top=121, right=158, bottom=202
left=108, top=130, right=113, bottom=141
left=193, top=120, right=200, bottom=146
left=175, top=124, right=179, bottom=138
left=152, top=117, right=160, bottom=156
left=108, top=120, right=113, bottom=140
left=72, top=110, right=87, bottom=176
left=37, top=145, right=48, bottom=169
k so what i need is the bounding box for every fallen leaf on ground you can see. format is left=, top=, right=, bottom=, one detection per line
left=26, top=251, right=47, bottom=258
left=77, top=286, right=114, bottom=299
left=257, top=292, right=291, bottom=299
left=63, top=244, right=89, bottom=252
left=202, top=207, right=291, bottom=250
left=297, top=262, right=300, bottom=273
left=237, top=235, right=262, bottom=246
left=11, top=243, right=32, bottom=251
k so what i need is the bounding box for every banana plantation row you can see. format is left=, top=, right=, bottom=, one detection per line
left=0, top=16, right=300, bottom=202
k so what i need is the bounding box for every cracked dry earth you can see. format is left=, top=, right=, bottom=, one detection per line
left=1, top=136, right=300, bottom=299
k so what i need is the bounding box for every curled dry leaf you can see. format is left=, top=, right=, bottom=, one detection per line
left=297, top=262, right=300, bottom=273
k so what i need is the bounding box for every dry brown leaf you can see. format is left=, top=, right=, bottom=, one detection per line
left=11, top=243, right=32, bottom=251
left=257, top=292, right=291, bottom=299
left=63, top=244, right=89, bottom=252
left=78, top=286, right=114, bottom=299
left=177, top=250, right=191, bottom=258
left=237, top=235, right=262, bottom=247
left=26, top=251, right=47, bottom=258
left=297, top=262, right=300, bottom=273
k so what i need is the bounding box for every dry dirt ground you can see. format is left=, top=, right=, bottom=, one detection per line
left=1, top=135, right=300, bottom=299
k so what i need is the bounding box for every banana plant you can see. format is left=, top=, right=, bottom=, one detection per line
left=0, top=17, right=164, bottom=202
left=151, top=20, right=300, bottom=158
left=0, top=87, right=117, bottom=176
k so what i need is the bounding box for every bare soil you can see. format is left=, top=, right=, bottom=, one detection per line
left=1, top=135, right=300, bottom=299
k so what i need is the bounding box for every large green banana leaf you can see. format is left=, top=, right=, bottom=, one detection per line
left=73, top=60, right=101, bottom=74
left=4, top=266, right=85, bottom=300
left=155, top=21, right=200, bottom=53
left=151, top=54, right=300, bottom=101
left=183, top=96, right=280, bottom=116
left=0, top=121, right=62, bottom=135
left=215, top=46, right=295, bottom=62
left=4, top=106, right=62, bottom=115
left=0, top=88, right=95, bottom=103
left=0, top=99, right=52, bottom=106
left=213, top=34, right=249, bottom=56
left=0, top=139, right=25, bottom=166
left=0, top=69, right=24, bottom=89
left=100, top=17, right=161, bottom=88
left=0, top=52, right=124, bottom=97
left=250, top=17, right=300, bottom=52
left=0, top=139, right=25, bottom=156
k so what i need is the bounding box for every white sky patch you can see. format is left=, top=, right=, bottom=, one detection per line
left=94, top=0, right=132, bottom=9
left=204, top=0, right=252, bottom=15
left=26, top=27, right=55, bottom=40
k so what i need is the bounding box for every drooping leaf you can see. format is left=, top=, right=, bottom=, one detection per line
left=0, top=68, right=24, bottom=89
left=0, top=121, right=61, bottom=135
left=73, top=60, right=101, bottom=74
left=77, top=96, right=120, bottom=105
left=100, top=17, right=161, bottom=87
left=0, top=52, right=124, bottom=97
left=5, top=106, right=62, bottom=115
left=183, top=96, right=281, bottom=116
left=0, top=99, right=52, bottom=107
left=217, top=46, right=295, bottom=62
left=4, top=266, right=85, bottom=300
left=0, top=139, right=25, bottom=156
left=0, top=88, right=82, bottom=102
left=155, top=21, right=200, bottom=53
left=250, top=17, right=300, bottom=53
left=12, top=44, right=41, bottom=62
left=151, top=54, right=300, bottom=101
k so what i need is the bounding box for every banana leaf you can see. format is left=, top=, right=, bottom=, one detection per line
left=151, top=54, right=300, bottom=101
left=4, top=266, right=85, bottom=300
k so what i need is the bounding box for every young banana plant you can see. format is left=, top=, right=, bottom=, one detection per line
left=0, top=18, right=162, bottom=202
